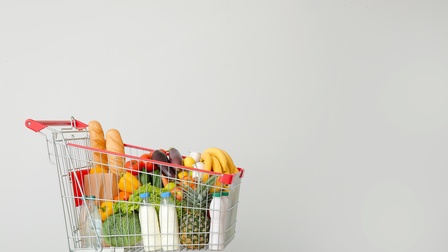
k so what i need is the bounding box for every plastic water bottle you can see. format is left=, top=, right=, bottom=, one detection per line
left=79, top=196, right=102, bottom=249
left=159, top=192, right=180, bottom=251
left=209, top=192, right=226, bottom=250
left=139, top=193, right=162, bottom=251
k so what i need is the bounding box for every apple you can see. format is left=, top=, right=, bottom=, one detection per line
left=165, top=182, right=176, bottom=191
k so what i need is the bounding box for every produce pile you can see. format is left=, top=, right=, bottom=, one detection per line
left=82, top=120, right=239, bottom=249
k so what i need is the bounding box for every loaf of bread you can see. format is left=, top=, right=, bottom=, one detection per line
left=106, top=128, right=125, bottom=175
left=88, top=120, right=108, bottom=169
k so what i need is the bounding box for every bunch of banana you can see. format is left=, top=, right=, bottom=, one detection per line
left=200, top=147, right=238, bottom=175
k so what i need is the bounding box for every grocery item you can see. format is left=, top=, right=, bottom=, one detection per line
left=152, top=149, right=175, bottom=178
left=125, top=159, right=144, bottom=175
left=79, top=196, right=102, bottom=249
left=183, top=156, right=196, bottom=168
left=221, top=191, right=230, bottom=242
left=139, top=193, right=162, bottom=252
left=200, top=151, right=212, bottom=182
left=167, top=147, right=183, bottom=166
left=103, top=213, right=142, bottom=247
left=106, top=129, right=125, bottom=175
left=140, top=152, right=155, bottom=171
left=83, top=173, right=118, bottom=205
left=188, top=151, right=201, bottom=163
left=88, top=120, right=108, bottom=169
left=201, top=147, right=237, bottom=174
left=138, top=168, right=152, bottom=185
left=113, top=183, right=182, bottom=218
left=99, top=201, right=114, bottom=221
left=114, top=191, right=131, bottom=201
left=180, top=176, right=217, bottom=249
left=209, top=192, right=226, bottom=250
left=70, top=169, right=89, bottom=207
left=159, top=192, right=180, bottom=251
left=118, top=172, right=141, bottom=193
left=211, top=155, right=223, bottom=174
left=191, top=161, right=205, bottom=181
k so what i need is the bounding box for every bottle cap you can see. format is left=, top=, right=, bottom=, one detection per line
left=161, top=192, right=171, bottom=198
left=212, top=192, right=222, bottom=197
left=84, top=195, right=96, bottom=200
left=222, top=191, right=229, bottom=196
left=140, top=192, right=150, bottom=199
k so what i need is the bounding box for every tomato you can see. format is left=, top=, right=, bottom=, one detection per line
left=170, top=187, right=183, bottom=201
left=140, top=152, right=155, bottom=171
left=140, top=152, right=152, bottom=159
left=124, top=160, right=143, bottom=175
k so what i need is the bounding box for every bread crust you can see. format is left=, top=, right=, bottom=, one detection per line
left=88, top=120, right=108, bottom=169
left=106, top=128, right=125, bottom=175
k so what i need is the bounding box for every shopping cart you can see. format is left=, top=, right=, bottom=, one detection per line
left=25, top=117, right=244, bottom=252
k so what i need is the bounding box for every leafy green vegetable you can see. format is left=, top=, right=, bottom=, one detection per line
left=103, top=213, right=141, bottom=247
left=113, top=183, right=183, bottom=217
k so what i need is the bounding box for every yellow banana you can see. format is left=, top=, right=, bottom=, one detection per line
left=221, top=149, right=237, bottom=174
left=211, top=155, right=223, bottom=174
left=204, top=147, right=229, bottom=173
left=200, top=151, right=212, bottom=181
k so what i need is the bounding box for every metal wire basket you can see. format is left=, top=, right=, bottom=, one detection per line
left=25, top=117, right=244, bottom=252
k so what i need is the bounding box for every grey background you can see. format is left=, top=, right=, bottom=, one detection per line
left=1, top=1, right=448, bottom=252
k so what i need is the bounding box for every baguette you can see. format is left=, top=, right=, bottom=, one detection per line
left=88, top=120, right=108, bottom=169
left=106, top=128, right=125, bottom=175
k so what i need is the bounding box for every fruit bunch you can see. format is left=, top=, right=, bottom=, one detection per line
left=200, top=147, right=238, bottom=175
left=179, top=147, right=237, bottom=183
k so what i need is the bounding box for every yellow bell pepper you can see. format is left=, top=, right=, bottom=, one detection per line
left=177, top=171, right=188, bottom=179
left=99, top=201, right=114, bottom=221
left=118, top=172, right=141, bottom=193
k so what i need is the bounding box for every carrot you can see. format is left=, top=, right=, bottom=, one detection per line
left=161, top=175, right=169, bottom=188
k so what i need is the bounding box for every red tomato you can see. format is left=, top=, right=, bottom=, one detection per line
left=170, top=187, right=183, bottom=201
left=125, top=160, right=142, bottom=175
left=140, top=153, right=152, bottom=159
left=140, top=152, right=154, bottom=171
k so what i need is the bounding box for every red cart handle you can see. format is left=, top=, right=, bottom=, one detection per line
left=25, top=118, right=88, bottom=132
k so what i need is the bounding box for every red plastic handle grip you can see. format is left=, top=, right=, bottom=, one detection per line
left=25, top=119, right=88, bottom=132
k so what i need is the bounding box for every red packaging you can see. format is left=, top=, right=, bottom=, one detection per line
left=70, top=169, right=89, bottom=207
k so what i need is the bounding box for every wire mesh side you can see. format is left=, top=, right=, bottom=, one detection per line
left=36, top=127, right=243, bottom=252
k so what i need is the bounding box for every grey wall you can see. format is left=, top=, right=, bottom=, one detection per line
left=2, top=1, right=448, bottom=251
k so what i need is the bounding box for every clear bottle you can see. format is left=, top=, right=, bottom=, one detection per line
left=209, top=192, right=226, bottom=250
left=139, top=192, right=162, bottom=251
left=159, top=192, right=180, bottom=251
left=79, top=195, right=102, bottom=249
